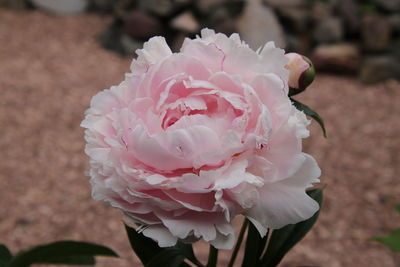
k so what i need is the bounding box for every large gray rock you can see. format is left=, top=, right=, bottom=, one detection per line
left=311, top=43, right=361, bottom=73
left=313, top=17, right=344, bottom=43
left=237, top=0, right=285, bottom=49
left=362, top=14, right=391, bottom=52
left=360, top=55, right=400, bottom=84
left=31, top=0, right=88, bottom=15
left=371, top=0, right=400, bottom=12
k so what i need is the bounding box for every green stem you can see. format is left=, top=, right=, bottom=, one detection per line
left=241, top=220, right=262, bottom=267
left=227, top=219, right=248, bottom=267
left=206, top=245, right=218, bottom=267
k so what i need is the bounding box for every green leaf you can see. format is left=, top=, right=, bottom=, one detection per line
left=0, top=244, right=12, bottom=267
left=175, top=242, right=201, bottom=266
left=259, top=188, right=324, bottom=267
left=125, top=225, right=164, bottom=265
left=125, top=225, right=192, bottom=267
left=7, top=241, right=118, bottom=267
left=372, top=229, right=400, bottom=253
left=291, top=99, right=327, bottom=138
left=241, top=220, right=263, bottom=267
left=146, top=248, right=186, bottom=267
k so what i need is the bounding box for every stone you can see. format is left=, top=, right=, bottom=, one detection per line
left=371, top=0, right=400, bottom=12
left=174, top=0, right=192, bottom=5
left=237, top=0, right=285, bottom=49
left=122, top=10, right=164, bottom=40
left=263, top=0, right=306, bottom=7
left=336, top=0, right=360, bottom=32
left=214, top=19, right=237, bottom=36
left=97, top=24, right=126, bottom=55
left=285, top=34, right=311, bottom=54
left=208, top=6, right=231, bottom=24
left=277, top=7, right=310, bottom=33
left=171, top=11, right=200, bottom=33
left=195, top=0, right=227, bottom=14
left=207, top=6, right=238, bottom=35
left=361, top=14, right=391, bottom=52
left=1, top=0, right=28, bottom=9
left=139, top=0, right=174, bottom=17
left=90, top=0, right=117, bottom=13
left=311, top=43, right=361, bottom=73
left=312, top=2, right=333, bottom=22
left=120, top=35, right=144, bottom=56
left=389, top=14, right=400, bottom=32
left=31, top=0, right=89, bottom=15
left=313, top=17, right=344, bottom=43
left=360, top=55, right=400, bottom=84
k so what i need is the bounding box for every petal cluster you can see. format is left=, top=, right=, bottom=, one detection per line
left=81, top=29, right=321, bottom=249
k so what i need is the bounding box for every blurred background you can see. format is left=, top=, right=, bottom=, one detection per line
left=0, top=0, right=399, bottom=266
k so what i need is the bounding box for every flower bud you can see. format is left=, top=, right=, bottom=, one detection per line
left=285, top=53, right=315, bottom=93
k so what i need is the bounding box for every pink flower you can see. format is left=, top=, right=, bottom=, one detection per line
left=81, top=29, right=321, bottom=249
left=285, top=53, right=315, bottom=91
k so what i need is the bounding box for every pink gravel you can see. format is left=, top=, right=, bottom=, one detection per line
left=0, top=8, right=399, bottom=267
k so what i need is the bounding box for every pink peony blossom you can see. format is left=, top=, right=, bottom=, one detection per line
left=285, top=53, right=314, bottom=90
left=81, top=29, right=321, bottom=249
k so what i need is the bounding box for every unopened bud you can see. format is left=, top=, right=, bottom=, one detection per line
left=285, top=53, right=315, bottom=94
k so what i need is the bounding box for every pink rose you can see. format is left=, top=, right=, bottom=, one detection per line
left=81, top=29, right=321, bottom=249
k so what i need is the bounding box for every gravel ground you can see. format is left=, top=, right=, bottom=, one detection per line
left=0, top=9, right=399, bottom=267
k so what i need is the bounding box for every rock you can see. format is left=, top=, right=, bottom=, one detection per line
left=122, top=10, right=164, bottom=40
left=389, top=14, right=400, bottom=32
left=237, top=0, right=285, bottom=49
left=312, top=2, right=333, bottom=22
left=139, top=0, right=174, bottom=17
left=360, top=55, right=400, bottom=84
left=120, top=35, right=144, bottom=56
left=208, top=6, right=231, bottom=24
left=31, top=0, right=89, bottom=15
left=90, top=0, right=117, bottom=13
left=174, top=0, right=192, bottom=4
left=277, top=7, right=310, bottom=33
left=1, top=0, right=28, bottom=9
left=336, top=0, right=360, bottom=32
left=207, top=6, right=238, bottom=35
left=371, top=0, right=400, bottom=12
left=361, top=14, right=391, bottom=52
left=313, top=17, right=344, bottom=43
left=214, top=19, right=237, bottom=36
left=263, top=0, right=307, bottom=7
left=224, top=0, right=245, bottom=17
left=311, top=43, right=361, bottom=73
left=285, top=34, right=311, bottom=54
left=171, top=11, right=200, bottom=33
left=195, top=0, right=227, bottom=14
left=97, top=24, right=126, bottom=55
